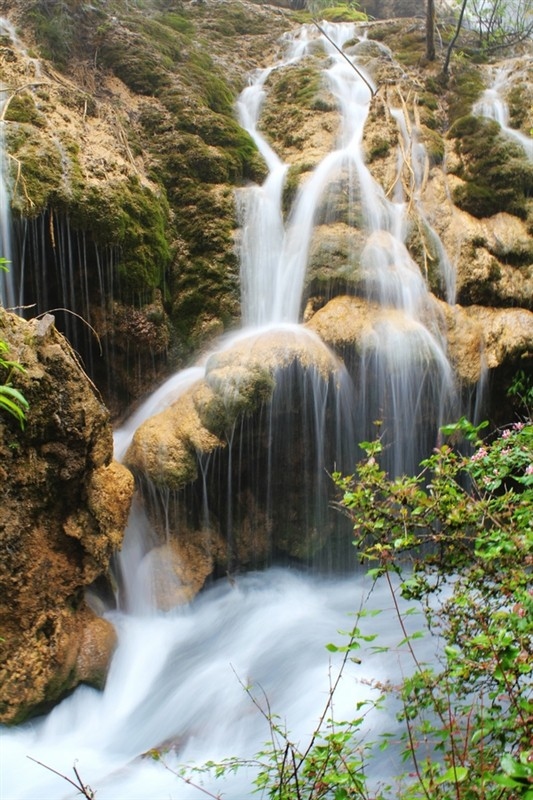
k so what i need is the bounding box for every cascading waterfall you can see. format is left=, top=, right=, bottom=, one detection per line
left=2, top=21, right=470, bottom=799
left=474, top=62, right=533, bottom=160
left=12, top=212, right=120, bottom=392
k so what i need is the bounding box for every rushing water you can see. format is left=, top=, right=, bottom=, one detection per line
left=2, top=569, right=431, bottom=800
left=2, top=21, right=469, bottom=799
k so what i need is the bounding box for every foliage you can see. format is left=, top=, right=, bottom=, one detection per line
left=507, top=370, right=533, bottom=417
left=0, top=260, right=29, bottom=430
left=442, top=0, right=533, bottom=75
left=175, top=415, right=533, bottom=799
left=466, top=0, right=533, bottom=51
left=332, top=415, right=533, bottom=799
left=0, top=340, right=28, bottom=429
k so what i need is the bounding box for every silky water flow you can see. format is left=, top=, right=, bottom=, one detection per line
left=1, top=22, right=477, bottom=799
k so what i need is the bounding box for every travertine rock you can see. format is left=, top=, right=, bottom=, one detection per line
left=0, top=309, right=134, bottom=723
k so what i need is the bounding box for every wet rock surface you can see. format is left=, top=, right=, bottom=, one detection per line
left=0, top=308, right=134, bottom=723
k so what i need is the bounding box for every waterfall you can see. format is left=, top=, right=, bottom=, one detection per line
left=474, top=63, right=533, bottom=160
left=0, top=87, right=15, bottom=307
left=0, top=17, right=42, bottom=308
left=2, top=21, right=468, bottom=799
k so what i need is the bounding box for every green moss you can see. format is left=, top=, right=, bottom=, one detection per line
left=268, top=64, right=323, bottom=110
left=98, top=37, right=171, bottom=95
left=447, top=67, right=485, bottom=124
left=421, top=127, right=445, bottom=164
left=395, top=29, right=426, bottom=66
left=7, top=130, right=64, bottom=216
left=368, top=139, right=390, bottom=161
left=450, top=114, right=533, bottom=219
left=3, top=93, right=45, bottom=127
left=157, top=12, right=195, bottom=36
left=68, top=178, right=171, bottom=299
left=172, top=183, right=236, bottom=256
left=170, top=254, right=239, bottom=350
left=186, top=52, right=235, bottom=115
left=506, top=83, right=531, bottom=131
left=196, top=2, right=272, bottom=37
left=282, top=163, right=315, bottom=216
left=320, top=6, right=367, bottom=22
left=137, top=17, right=185, bottom=62
left=26, top=5, right=74, bottom=68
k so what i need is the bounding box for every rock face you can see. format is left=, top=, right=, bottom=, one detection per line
left=0, top=0, right=290, bottom=415
left=0, top=309, right=134, bottom=723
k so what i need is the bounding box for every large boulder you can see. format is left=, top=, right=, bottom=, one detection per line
left=0, top=309, right=134, bottom=723
left=125, top=327, right=340, bottom=489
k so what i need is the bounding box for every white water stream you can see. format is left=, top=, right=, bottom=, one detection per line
left=0, top=87, right=15, bottom=308
left=2, top=22, right=460, bottom=799
left=474, top=62, right=533, bottom=161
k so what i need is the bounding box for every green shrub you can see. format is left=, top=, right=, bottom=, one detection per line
left=173, top=416, right=533, bottom=800
left=0, top=262, right=29, bottom=429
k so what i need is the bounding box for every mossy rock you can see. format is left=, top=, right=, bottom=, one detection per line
left=367, top=138, right=390, bottom=161
left=7, top=128, right=68, bottom=216
left=421, top=126, right=445, bottom=164
left=266, top=62, right=324, bottom=111
left=98, top=37, right=172, bottom=95
left=68, top=177, right=171, bottom=299
left=395, top=27, right=426, bottom=67
left=170, top=252, right=239, bottom=343
left=282, top=163, right=308, bottom=216
left=506, top=82, right=533, bottom=133
left=196, top=2, right=274, bottom=37
left=3, top=93, right=45, bottom=127
left=320, top=6, right=368, bottom=22
left=156, top=12, right=195, bottom=36
left=446, top=66, right=485, bottom=124
left=25, top=3, right=75, bottom=68
left=449, top=114, right=533, bottom=219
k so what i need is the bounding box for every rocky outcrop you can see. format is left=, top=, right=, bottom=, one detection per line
left=123, top=327, right=345, bottom=574
left=0, top=309, right=134, bottom=723
left=125, top=327, right=340, bottom=489
left=306, top=294, right=533, bottom=388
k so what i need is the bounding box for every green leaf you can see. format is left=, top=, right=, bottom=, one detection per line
left=435, top=766, right=469, bottom=784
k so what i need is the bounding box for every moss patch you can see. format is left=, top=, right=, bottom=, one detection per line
left=320, top=6, right=368, bottom=22
left=68, top=178, right=171, bottom=300
left=446, top=66, right=485, bottom=124
left=3, top=93, right=45, bottom=127
left=449, top=114, right=533, bottom=219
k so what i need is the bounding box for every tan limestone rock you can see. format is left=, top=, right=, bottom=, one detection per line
left=126, top=328, right=341, bottom=490
left=0, top=309, right=134, bottom=723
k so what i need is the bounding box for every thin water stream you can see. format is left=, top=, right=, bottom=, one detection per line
left=474, top=62, right=533, bottom=160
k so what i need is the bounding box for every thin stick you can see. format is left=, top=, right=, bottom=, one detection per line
left=35, top=308, right=103, bottom=356
left=313, top=21, right=377, bottom=98
left=27, top=757, right=95, bottom=799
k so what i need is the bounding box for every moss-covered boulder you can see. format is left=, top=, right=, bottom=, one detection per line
left=448, top=114, right=533, bottom=219
left=123, top=327, right=344, bottom=578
